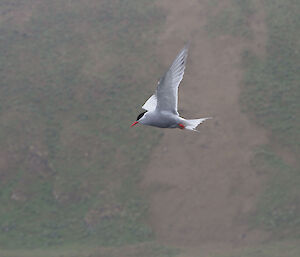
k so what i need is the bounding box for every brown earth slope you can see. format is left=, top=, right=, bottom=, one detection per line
left=142, top=0, right=269, bottom=247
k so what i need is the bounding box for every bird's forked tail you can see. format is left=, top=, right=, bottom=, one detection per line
left=184, top=117, right=212, bottom=132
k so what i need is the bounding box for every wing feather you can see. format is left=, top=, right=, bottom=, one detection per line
left=142, top=93, right=157, bottom=111
left=156, top=45, right=189, bottom=114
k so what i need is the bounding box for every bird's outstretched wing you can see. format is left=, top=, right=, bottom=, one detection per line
left=155, top=44, right=189, bottom=114
left=142, top=45, right=189, bottom=113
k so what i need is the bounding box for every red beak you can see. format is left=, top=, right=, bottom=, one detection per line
left=130, top=121, right=139, bottom=127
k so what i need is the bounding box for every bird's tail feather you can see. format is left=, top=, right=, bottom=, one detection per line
left=184, top=117, right=212, bottom=132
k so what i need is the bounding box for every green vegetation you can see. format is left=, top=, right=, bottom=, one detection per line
left=0, top=0, right=166, bottom=250
left=0, top=243, right=179, bottom=257
left=206, top=0, right=300, bottom=238
left=251, top=147, right=300, bottom=233
left=241, top=0, right=300, bottom=153
left=241, top=0, right=300, bottom=236
left=211, top=240, right=300, bottom=257
left=206, top=0, right=255, bottom=37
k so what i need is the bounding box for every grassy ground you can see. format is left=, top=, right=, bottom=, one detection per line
left=1, top=0, right=299, bottom=256
left=211, top=240, right=300, bottom=257
left=241, top=0, right=300, bottom=237
left=206, top=0, right=300, bottom=243
left=206, top=0, right=255, bottom=38
left=0, top=0, right=168, bottom=251
left=0, top=243, right=178, bottom=257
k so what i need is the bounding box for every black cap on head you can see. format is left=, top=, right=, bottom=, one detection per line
left=136, top=111, right=147, bottom=121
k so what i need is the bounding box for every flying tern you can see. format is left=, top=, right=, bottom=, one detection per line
left=131, top=45, right=211, bottom=132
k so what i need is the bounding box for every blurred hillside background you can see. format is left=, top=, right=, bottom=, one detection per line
left=0, top=0, right=299, bottom=256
